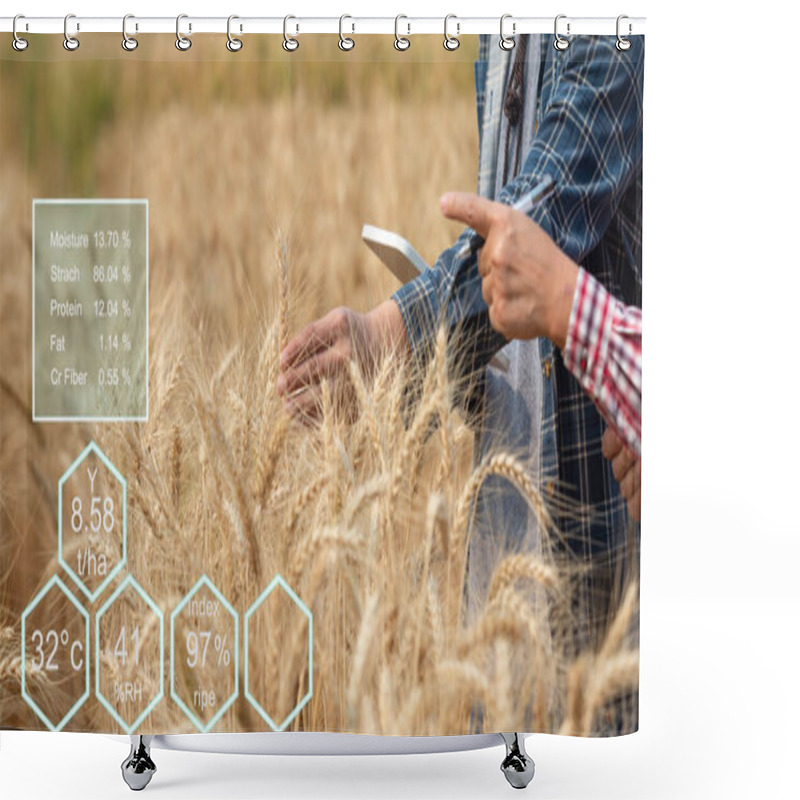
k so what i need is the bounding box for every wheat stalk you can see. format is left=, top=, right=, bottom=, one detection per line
left=277, top=230, right=290, bottom=351
left=488, top=554, right=559, bottom=603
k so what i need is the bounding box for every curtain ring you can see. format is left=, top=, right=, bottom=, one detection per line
left=176, top=14, right=191, bottom=51
left=339, top=14, right=355, bottom=51
left=394, top=15, right=410, bottom=51
left=616, top=15, right=632, bottom=51
left=283, top=15, right=299, bottom=51
left=443, top=14, right=460, bottom=51
left=227, top=15, right=243, bottom=52
left=499, top=14, right=515, bottom=51
left=122, top=14, right=138, bottom=51
left=554, top=14, right=570, bottom=51
left=63, top=13, right=79, bottom=51
left=12, top=15, right=28, bottom=51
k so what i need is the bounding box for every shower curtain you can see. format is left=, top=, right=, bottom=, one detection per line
left=0, top=29, right=643, bottom=738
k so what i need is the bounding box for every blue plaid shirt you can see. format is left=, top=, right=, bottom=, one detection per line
left=392, top=34, right=644, bottom=617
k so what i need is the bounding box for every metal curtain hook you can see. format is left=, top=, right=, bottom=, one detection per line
left=394, top=15, right=410, bottom=51
left=176, top=14, right=191, bottom=50
left=63, top=13, right=79, bottom=51
left=616, top=14, right=632, bottom=51
left=122, top=14, right=138, bottom=51
left=499, top=14, right=515, bottom=51
left=554, top=14, right=570, bottom=51
left=12, top=14, right=29, bottom=51
left=227, top=15, right=243, bottom=51
left=283, top=15, right=299, bottom=51
left=339, top=14, right=354, bottom=51
left=443, top=14, right=460, bottom=51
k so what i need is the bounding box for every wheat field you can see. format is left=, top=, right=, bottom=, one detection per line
left=0, top=35, right=638, bottom=737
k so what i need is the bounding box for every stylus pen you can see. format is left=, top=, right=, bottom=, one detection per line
left=454, top=173, right=557, bottom=262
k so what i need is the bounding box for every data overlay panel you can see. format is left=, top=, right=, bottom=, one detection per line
left=32, top=199, right=148, bottom=421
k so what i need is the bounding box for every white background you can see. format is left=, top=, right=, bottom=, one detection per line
left=2, top=1, right=799, bottom=798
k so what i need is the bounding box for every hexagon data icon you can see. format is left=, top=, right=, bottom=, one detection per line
left=96, top=575, right=164, bottom=733
left=245, top=574, right=313, bottom=731
left=21, top=574, right=90, bottom=731
left=170, top=575, right=239, bottom=732
left=58, top=440, right=127, bottom=601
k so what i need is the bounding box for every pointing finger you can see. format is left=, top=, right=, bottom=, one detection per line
left=440, top=191, right=497, bottom=239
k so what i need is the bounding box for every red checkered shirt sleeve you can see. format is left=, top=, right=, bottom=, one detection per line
left=563, top=268, right=642, bottom=457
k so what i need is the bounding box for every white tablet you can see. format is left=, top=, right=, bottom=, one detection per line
left=362, top=224, right=510, bottom=373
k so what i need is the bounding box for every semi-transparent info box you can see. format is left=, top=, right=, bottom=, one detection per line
left=32, top=200, right=148, bottom=421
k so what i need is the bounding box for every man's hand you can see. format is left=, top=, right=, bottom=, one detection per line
left=277, top=299, right=408, bottom=422
left=602, top=427, right=641, bottom=522
left=440, top=191, right=579, bottom=348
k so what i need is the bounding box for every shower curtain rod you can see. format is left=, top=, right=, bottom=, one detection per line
left=0, top=15, right=646, bottom=37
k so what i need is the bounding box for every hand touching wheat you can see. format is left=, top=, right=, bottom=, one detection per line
left=278, top=299, right=409, bottom=422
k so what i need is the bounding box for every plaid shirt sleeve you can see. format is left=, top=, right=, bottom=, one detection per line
left=392, top=35, right=643, bottom=379
left=563, top=267, right=642, bottom=456
left=391, top=229, right=506, bottom=382
left=502, top=36, right=644, bottom=264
